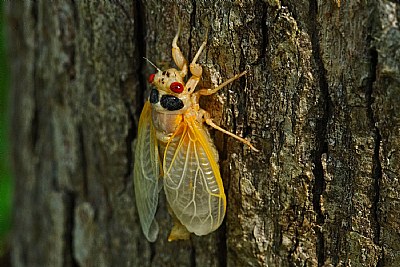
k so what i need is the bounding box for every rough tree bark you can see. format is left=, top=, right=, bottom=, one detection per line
left=6, top=0, right=400, bottom=266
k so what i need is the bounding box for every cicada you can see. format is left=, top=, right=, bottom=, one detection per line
left=134, top=24, right=258, bottom=242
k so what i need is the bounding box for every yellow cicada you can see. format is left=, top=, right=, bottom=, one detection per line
left=134, top=24, right=258, bottom=242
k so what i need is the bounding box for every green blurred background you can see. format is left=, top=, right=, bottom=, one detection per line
left=0, top=1, right=12, bottom=262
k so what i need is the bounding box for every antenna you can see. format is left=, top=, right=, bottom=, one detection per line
left=143, top=57, right=161, bottom=72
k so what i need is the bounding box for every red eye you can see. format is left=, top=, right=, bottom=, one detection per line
left=148, top=74, right=155, bottom=83
left=170, top=82, right=184, bottom=93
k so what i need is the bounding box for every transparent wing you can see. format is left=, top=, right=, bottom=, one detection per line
left=133, top=101, right=160, bottom=242
left=163, top=117, right=226, bottom=236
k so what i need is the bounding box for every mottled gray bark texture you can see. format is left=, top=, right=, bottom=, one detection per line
left=6, top=0, right=400, bottom=266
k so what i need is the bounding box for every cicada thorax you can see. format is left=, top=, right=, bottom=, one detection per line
left=151, top=111, right=183, bottom=142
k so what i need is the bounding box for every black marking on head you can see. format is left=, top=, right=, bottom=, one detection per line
left=149, top=89, right=159, bottom=104
left=166, top=72, right=170, bottom=77
left=160, top=95, right=184, bottom=111
left=162, top=71, right=167, bottom=75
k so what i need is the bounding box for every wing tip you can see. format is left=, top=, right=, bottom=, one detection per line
left=144, top=220, right=159, bottom=242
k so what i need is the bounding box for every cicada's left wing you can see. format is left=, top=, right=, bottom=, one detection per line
left=163, top=117, right=226, bottom=236
left=133, top=101, right=161, bottom=242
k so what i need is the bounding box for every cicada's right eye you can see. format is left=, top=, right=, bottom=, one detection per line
left=148, top=74, right=155, bottom=84
left=170, top=82, right=184, bottom=93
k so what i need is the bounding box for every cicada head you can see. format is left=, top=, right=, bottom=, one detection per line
left=145, top=66, right=191, bottom=113
left=149, top=69, right=188, bottom=95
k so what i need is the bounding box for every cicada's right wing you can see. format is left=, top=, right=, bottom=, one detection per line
left=133, top=101, right=161, bottom=242
left=163, top=117, right=226, bottom=237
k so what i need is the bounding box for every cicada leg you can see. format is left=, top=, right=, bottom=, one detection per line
left=185, top=29, right=209, bottom=93
left=172, top=21, right=188, bottom=77
left=188, top=30, right=208, bottom=78
left=196, top=70, right=247, bottom=96
left=200, top=109, right=259, bottom=152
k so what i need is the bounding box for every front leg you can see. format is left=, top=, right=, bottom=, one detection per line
left=189, top=32, right=207, bottom=77
left=172, top=22, right=188, bottom=77
left=185, top=31, right=208, bottom=93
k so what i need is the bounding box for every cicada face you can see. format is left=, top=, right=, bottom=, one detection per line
left=149, top=69, right=186, bottom=93
left=148, top=68, right=192, bottom=115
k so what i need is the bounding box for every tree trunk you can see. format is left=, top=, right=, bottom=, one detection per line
left=6, top=0, right=400, bottom=266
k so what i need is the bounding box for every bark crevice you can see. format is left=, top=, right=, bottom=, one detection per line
left=365, top=47, right=383, bottom=261
left=31, top=1, right=39, bottom=152
left=78, top=125, right=88, bottom=198
left=190, top=240, right=196, bottom=267
left=120, top=0, right=146, bottom=195
left=65, top=192, right=79, bottom=267
left=217, top=224, right=227, bottom=267
left=365, top=7, right=382, bottom=259
left=308, top=0, right=331, bottom=266
left=133, top=0, right=146, bottom=116
left=188, top=0, right=197, bottom=61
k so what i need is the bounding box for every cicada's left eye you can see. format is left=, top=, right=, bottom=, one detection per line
left=170, top=82, right=184, bottom=93
left=148, top=74, right=155, bottom=83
